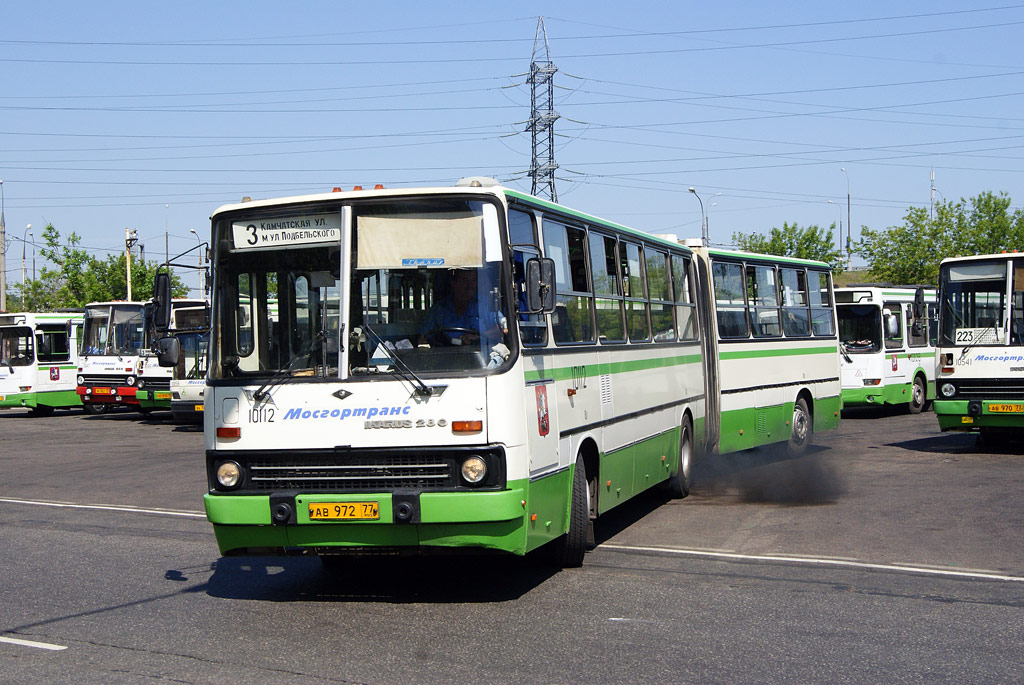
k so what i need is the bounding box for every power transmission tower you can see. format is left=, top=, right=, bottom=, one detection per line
left=527, top=17, right=559, bottom=203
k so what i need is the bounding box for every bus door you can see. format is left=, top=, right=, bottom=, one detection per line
left=35, top=324, right=74, bottom=394
left=695, top=254, right=720, bottom=453
left=882, top=302, right=907, bottom=387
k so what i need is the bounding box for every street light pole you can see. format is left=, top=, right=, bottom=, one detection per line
left=189, top=228, right=205, bottom=297
left=22, top=223, right=31, bottom=285
left=689, top=186, right=706, bottom=246
left=125, top=227, right=138, bottom=300
left=840, top=167, right=851, bottom=267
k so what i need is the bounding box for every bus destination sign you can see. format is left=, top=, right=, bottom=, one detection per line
left=232, top=213, right=341, bottom=250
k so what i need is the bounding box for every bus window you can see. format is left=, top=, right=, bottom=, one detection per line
left=808, top=271, right=835, bottom=336
left=36, top=326, right=70, bottom=363
left=928, top=303, right=939, bottom=347
left=672, top=254, right=698, bottom=341
left=544, top=220, right=593, bottom=344
left=622, top=242, right=649, bottom=342
left=647, top=248, right=674, bottom=342
left=589, top=232, right=625, bottom=343
left=508, top=208, right=535, bottom=246
left=780, top=268, right=810, bottom=337
left=713, top=261, right=748, bottom=338
left=0, top=327, right=34, bottom=366
left=747, top=264, right=781, bottom=338
left=907, top=302, right=928, bottom=348
left=883, top=303, right=904, bottom=349
left=1013, top=260, right=1024, bottom=345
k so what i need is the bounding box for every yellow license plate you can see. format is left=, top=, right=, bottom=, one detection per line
left=988, top=403, right=1024, bottom=413
left=154, top=392, right=171, bottom=400
left=194, top=404, right=204, bottom=412
left=94, top=387, right=112, bottom=395
left=308, top=502, right=380, bottom=521
left=961, top=416, right=974, bottom=424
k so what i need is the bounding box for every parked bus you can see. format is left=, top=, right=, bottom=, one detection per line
left=934, top=253, right=1024, bottom=441
left=77, top=298, right=206, bottom=414
left=167, top=304, right=210, bottom=423
left=193, top=181, right=840, bottom=567
left=836, top=286, right=937, bottom=413
left=0, top=311, right=84, bottom=416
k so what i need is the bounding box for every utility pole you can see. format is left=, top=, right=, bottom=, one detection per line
left=527, top=17, right=559, bottom=202
left=0, top=180, right=6, bottom=311
left=125, top=227, right=138, bottom=300
left=929, top=169, right=935, bottom=221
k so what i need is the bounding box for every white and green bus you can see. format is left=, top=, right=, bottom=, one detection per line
left=836, top=286, right=937, bottom=412
left=934, top=253, right=1024, bottom=441
left=0, top=312, right=84, bottom=416
left=195, top=180, right=840, bottom=566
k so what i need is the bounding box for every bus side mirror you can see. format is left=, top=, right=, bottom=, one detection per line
left=913, top=287, right=926, bottom=319
left=882, top=308, right=899, bottom=337
left=526, top=257, right=556, bottom=314
left=156, top=336, right=181, bottom=367
left=153, top=272, right=172, bottom=332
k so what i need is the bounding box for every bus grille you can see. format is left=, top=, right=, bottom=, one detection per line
left=142, top=378, right=171, bottom=392
left=948, top=379, right=1024, bottom=400
left=79, top=375, right=127, bottom=386
left=248, top=455, right=455, bottom=491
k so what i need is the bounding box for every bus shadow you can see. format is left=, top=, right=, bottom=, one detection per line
left=890, top=432, right=1023, bottom=456
left=205, top=554, right=557, bottom=603
left=841, top=404, right=912, bottom=420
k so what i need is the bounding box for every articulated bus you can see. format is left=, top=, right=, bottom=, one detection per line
left=934, top=253, right=1024, bottom=441
left=77, top=298, right=207, bottom=414
left=197, top=180, right=840, bottom=567
left=836, top=286, right=937, bottom=413
left=0, top=312, right=84, bottom=416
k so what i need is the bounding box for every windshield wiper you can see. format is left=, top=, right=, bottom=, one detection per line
left=839, top=342, right=853, bottom=364
left=358, top=322, right=433, bottom=397
left=0, top=357, right=12, bottom=373
left=960, top=317, right=1000, bottom=359
left=252, top=329, right=328, bottom=401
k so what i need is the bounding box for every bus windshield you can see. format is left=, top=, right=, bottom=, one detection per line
left=939, top=260, right=1012, bottom=346
left=211, top=197, right=512, bottom=380
left=0, top=326, right=34, bottom=366
left=837, top=305, right=881, bottom=353
left=81, top=304, right=146, bottom=356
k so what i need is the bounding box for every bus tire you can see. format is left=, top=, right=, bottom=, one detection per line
left=786, top=397, right=812, bottom=458
left=83, top=403, right=108, bottom=415
left=907, top=375, right=926, bottom=414
left=551, top=456, right=588, bottom=568
left=663, top=415, right=693, bottom=499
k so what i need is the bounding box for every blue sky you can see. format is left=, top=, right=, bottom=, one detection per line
left=2, top=1, right=1023, bottom=294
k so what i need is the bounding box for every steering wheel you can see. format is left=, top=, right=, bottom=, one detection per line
left=425, top=327, right=478, bottom=346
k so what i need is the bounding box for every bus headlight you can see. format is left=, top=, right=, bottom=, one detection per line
left=940, top=383, right=956, bottom=398
left=215, top=461, right=243, bottom=489
left=460, top=456, right=487, bottom=484
left=136, top=379, right=145, bottom=389
left=77, top=375, right=84, bottom=385
left=125, top=375, right=136, bottom=386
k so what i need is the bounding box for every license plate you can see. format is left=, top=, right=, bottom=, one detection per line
left=961, top=416, right=974, bottom=424
left=194, top=404, right=204, bottom=412
left=988, top=403, right=1023, bottom=413
left=94, top=387, right=112, bottom=395
left=308, top=502, right=380, bottom=521
left=154, top=392, right=171, bottom=400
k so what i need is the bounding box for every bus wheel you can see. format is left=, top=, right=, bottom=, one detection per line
left=83, top=403, right=108, bottom=415
left=550, top=456, right=588, bottom=568
left=28, top=405, right=55, bottom=417
left=786, top=397, right=812, bottom=457
left=907, top=376, right=926, bottom=414
left=663, top=416, right=693, bottom=499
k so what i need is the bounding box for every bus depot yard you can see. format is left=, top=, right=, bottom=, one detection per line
left=1, top=404, right=1021, bottom=681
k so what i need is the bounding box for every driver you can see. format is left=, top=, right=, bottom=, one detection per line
left=418, top=269, right=501, bottom=346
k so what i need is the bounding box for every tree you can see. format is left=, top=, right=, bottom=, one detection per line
left=732, top=222, right=843, bottom=271
left=12, top=223, right=190, bottom=311
left=858, top=191, right=1024, bottom=285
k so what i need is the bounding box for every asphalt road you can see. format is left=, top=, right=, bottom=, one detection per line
left=1, top=404, right=1021, bottom=683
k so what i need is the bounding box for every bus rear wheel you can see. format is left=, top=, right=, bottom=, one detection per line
left=662, top=415, right=693, bottom=499
left=550, top=456, right=588, bottom=568
left=907, top=376, right=926, bottom=414
left=786, top=397, right=812, bottom=457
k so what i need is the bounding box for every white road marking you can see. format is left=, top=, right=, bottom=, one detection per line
left=0, top=497, right=205, bottom=518
left=0, top=635, right=67, bottom=651
left=601, top=543, right=1024, bottom=583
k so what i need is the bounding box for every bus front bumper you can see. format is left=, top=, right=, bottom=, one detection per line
left=205, top=485, right=531, bottom=556
left=933, top=399, right=1024, bottom=431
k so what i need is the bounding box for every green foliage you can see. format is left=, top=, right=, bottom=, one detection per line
left=731, top=222, right=843, bottom=271
left=12, top=224, right=190, bottom=312
left=858, top=191, right=1024, bottom=285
